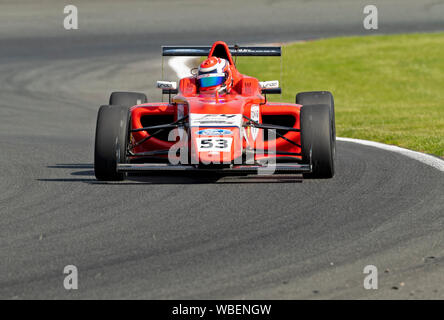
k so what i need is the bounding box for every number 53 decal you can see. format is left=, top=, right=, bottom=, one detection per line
left=196, top=137, right=232, bottom=152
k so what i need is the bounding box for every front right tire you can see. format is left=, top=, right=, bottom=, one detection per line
left=94, top=105, right=130, bottom=181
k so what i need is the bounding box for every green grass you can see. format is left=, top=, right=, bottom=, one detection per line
left=236, top=33, right=444, bottom=157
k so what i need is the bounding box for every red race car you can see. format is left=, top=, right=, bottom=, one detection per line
left=94, top=41, right=335, bottom=180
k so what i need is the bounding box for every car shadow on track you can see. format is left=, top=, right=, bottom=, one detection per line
left=39, top=163, right=303, bottom=184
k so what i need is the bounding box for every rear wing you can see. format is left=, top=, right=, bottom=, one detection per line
left=161, top=46, right=281, bottom=57
left=160, top=43, right=283, bottom=100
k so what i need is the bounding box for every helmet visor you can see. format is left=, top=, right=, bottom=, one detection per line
left=198, top=73, right=225, bottom=88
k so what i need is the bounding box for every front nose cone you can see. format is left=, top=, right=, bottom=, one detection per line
left=191, top=127, right=242, bottom=164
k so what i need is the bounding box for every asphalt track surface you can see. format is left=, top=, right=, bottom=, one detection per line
left=0, top=0, right=443, bottom=299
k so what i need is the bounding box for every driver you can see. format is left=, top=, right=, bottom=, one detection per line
left=197, top=57, right=233, bottom=94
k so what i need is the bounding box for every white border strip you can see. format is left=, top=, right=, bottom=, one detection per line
left=167, top=50, right=444, bottom=173
left=337, top=137, right=444, bottom=172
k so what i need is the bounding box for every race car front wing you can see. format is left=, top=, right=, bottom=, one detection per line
left=125, top=115, right=312, bottom=174
left=116, top=163, right=311, bottom=174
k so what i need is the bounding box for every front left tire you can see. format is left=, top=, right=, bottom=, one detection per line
left=300, top=104, right=335, bottom=179
left=296, top=91, right=336, bottom=159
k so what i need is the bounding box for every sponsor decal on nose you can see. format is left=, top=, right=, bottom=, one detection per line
left=196, top=129, right=232, bottom=136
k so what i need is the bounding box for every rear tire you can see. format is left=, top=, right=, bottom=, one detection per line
left=94, top=105, right=130, bottom=181
left=300, top=104, right=335, bottom=179
left=109, top=91, right=147, bottom=107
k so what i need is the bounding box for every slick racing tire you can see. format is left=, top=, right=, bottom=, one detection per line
left=94, top=105, right=130, bottom=181
left=300, top=104, right=335, bottom=179
left=109, top=91, right=147, bottom=107
left=296, top=91, right=336, bottom=158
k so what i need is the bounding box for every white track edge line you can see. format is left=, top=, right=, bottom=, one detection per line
left=168, top=57, right=194, bottom=79
left=337, top=137, right=444, bottom=172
